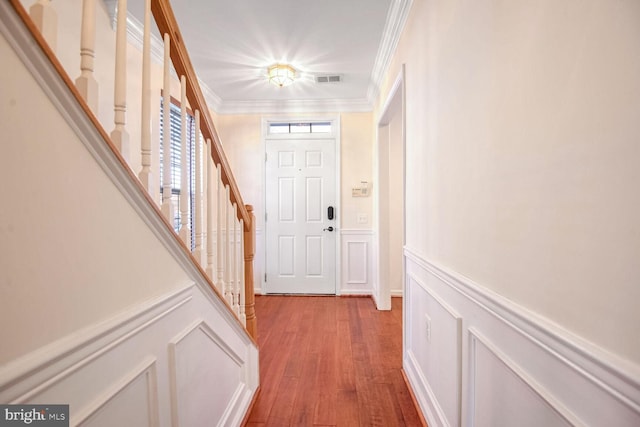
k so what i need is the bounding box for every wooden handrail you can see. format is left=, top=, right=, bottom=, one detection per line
left=151, top=0, right=251, bottom=232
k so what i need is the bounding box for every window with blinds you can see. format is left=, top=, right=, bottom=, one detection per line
left=159, top=99, right=196, bottom=250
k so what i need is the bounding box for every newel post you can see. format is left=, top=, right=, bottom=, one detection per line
left=243, top=205, right=257, bottom=339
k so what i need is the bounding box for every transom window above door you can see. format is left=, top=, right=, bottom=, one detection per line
left=268, top=122, right=332, bottom=135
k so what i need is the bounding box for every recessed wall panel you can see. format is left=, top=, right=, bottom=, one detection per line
left=170, top=322, right=243, bottom=427
left=346, top=241, right=367, bottom=284
left=471, top=332, right=574, bottom=427
left=77, top=363, right=157, bottom=427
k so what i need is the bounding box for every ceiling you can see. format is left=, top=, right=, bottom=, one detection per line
left=119, top=0, right=412, bottom=114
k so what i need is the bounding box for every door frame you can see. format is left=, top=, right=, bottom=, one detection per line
left=374, top=65, right=406, bottom=310
left=261, top=115, right=341, bottom=295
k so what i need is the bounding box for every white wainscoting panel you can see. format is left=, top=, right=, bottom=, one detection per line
left=403, top=248, right=640, bottom=427
left=405, top=274, right=462, bottom=427
left=0, top=285, right=258, bottom=427
left=469, top=329, right=578, bottom=427
left=347, top=241, right=368, bottom=284
left=169, top=320, right=248, bottom=427
left=75, top=359, right=159, bottom=427
left=340, top=229, right=373, bottom=295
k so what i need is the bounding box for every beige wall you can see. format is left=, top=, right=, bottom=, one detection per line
left=213, top=112, right=374, bottom=232
left=377, top=0, right=640, bottom=364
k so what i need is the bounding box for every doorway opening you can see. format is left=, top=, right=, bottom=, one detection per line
left=375, top=66, right=406, bottom=310
left=262, top=117, right=341, bottom=294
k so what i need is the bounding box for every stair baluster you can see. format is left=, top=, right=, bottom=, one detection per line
left=206, top=140, right=215, bottom=280
left=138, top=0, right=152, bottom=191
left=239, top=218, right=246, bottom=326
left=29, top=0, right=56, bottom=51
left=110, top=0, right=129, bottom=161
left=193, top=110, right=205, bottom=265
left=224, top=185, right=233, bottom=307
left=76, top=0, right=98, bottom=112
left=160, top=32, right=173, bottom=221
left=178, top=75, right=190, bottom=247
left=216, top=165, right=225, bottom=294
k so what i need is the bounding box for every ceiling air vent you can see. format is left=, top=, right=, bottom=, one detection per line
left=315, top=75, right=342, bottom=84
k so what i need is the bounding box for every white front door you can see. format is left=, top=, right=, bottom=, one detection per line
left=265, top=138, right=337, bottom=294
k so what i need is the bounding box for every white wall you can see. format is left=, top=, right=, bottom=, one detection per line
left=0, top=7, right=257, bottom=425
left=375, top=0, right=640, bottom=424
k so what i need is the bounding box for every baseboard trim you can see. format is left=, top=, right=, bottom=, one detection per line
left=404, top=349, right=448, bottom=427
left=401, top=368, right=428, bottom=427
left=339, top=289, right=373, bottom=297
left=240, top=385, right=261, bottom=426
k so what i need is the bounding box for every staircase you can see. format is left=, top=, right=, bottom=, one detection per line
left=0, top=1, right=258, bottom=425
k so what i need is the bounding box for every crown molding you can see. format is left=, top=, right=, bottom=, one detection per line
left=124, top=11, right=165, bottom=65
left=103, top=1, right=164, bottom=66
left=103, top=0, right=117, bottom=25
left=201, top=82, right=223, bottom=113
left=215, top=98, right=373, bottom=115
left=367, top=0, right=413, bottom=105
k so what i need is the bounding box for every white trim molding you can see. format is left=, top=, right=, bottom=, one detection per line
left=403, top=247, right=640, bottom=427
left=367, top=0, right=413, bottom=105
left=217, top=97, right=373, bottom=115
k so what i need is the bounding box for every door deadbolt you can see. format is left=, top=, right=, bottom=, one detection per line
left=328, top=206, right=334, bottom=220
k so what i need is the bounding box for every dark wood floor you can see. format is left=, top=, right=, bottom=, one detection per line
left=245, top=296, right=424, bottom=427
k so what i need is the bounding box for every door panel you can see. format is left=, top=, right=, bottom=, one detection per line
left=265, top=138, right=336, bottom=294
left=306, top=177, right=322, bottom=222
left=278, top=178, right=294, bottom=221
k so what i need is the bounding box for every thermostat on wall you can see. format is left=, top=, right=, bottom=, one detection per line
left=352, top=181, right=370, bottom=197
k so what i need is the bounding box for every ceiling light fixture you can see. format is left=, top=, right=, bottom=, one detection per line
left=268, top=64, right=296, bottom=87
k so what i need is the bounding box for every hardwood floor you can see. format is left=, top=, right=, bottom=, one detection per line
left=245, top=296, right=424, bottom=427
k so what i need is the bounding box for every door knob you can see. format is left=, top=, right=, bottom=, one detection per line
left=323, top=226, right=334, bottom=232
